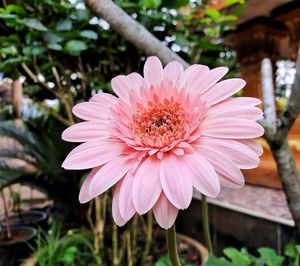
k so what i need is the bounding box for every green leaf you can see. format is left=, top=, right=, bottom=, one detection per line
left=205, top=9, right=221, bottom=20
left=162, top=0, right=189, bottom=8
left=0, top=45, right=18, bottom=55
left=21, top=18, right=48, bottom=31
left=65, top=40, right=87, bottom=55
left=203, top=27, right=216, bottom=37
left=223, top=248, right=252, bottom=265
left=55, top=19, right=72, bottom=31
left=48, top=43, right=63, bottom=51
left=226, top=0, right=245, bottom=6
left=23, top=46, right=46, bottom=56
left=140, top=0, right=162, bottom=9
left=285, top=239, right=297, bottom=258
left=43, top=32, right=64, bottom=44
left=70, top=9, right=89, bottom=21
left=206, top=255, right=237, bottom=266
left=79, top=30, right=98, bottom=40
left=258, top=247, right=284, bottom=266
left=4, top=4, right=26, bottom=15
left=155, top=256, right=172, bottom=266
left=175, top=33, right=189, bottom=46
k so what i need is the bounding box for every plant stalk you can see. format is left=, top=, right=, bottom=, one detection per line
left=201, top=194, right=213, bottom=254
left=166, top=225, right=181, bottom=266
left=141, top=212, right=153, bottom=265
left=0, top=190, right=12, bottom=239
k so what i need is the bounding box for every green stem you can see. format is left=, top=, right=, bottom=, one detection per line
left=166, top=225, right=181, bottom=266
left=201, top=194, right=213, bottom=254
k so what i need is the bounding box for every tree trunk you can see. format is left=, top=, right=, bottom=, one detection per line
left=268, top=138, right=300, bottom=230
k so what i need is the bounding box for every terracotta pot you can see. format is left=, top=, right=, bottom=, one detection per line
left=155, top=230, right=208, bottom=265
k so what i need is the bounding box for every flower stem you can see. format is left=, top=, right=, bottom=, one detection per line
left=166, top=225, right=181, bottom=266
left=201, top=194, right=213, bottom=254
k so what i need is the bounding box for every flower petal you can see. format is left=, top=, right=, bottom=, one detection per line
left=181, top=64, right=209, bottom=90
left=62, top=122, right=110, bottom=142
left=163, top=61, right=184, bottom=83
left=127, top=72, right=146, bottom=94
left=197, top=137, right=260, bottom=169
left=206, top=105, right=263, bottom=121
left=239, top=139, right=263, bottom=156
left=73, top=102, right=111, bottom=121
left=62, top=141, right=125, bottom=170
left=119, top=171, right=136, bottom=221
left=89, top=156, right=133, bottom=197
left=191, top=67, right=229, bottom=94
left=160, top=154, right=193, bottom=209
left=112, top=181, right=126, bottom=226
left=79, top=167, right=100, bottom=203
left=202, top=78, right=246, bottom=105
left=153, top=193, right=178, bottom=229
left=90, top=92, right=118, bottom=106
left=143, top=56, right=163, bottom=86
left=111, top=75, right=133, bottom=100
left=183, top=153, right=220, bottom=197
left=132, top=156, right=162, bottom=214
left=218, top=97, right=261, bottom=107
left=201, top=118, right=264, bottom=139
left=198, top=147, right=244, bottom=188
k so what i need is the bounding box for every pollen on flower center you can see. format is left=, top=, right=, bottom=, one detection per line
left=131, top=99, right=186, bottom=148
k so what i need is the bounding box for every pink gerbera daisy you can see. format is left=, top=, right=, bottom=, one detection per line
left=62, top=56, right=264, bottom=229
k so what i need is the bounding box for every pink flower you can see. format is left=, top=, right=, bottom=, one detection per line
left=62, top=56, right=264, bottom=229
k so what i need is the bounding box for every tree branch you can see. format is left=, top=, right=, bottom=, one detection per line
left=85, top=0, right=189, bottom=68
left=278, top=46, right=300, bottom=139
left=261, top=58, right=276, bottom=134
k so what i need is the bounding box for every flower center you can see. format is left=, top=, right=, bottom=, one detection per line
left=132, top=100, right=186, bottom=148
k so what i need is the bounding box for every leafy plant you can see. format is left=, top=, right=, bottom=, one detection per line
left=30, top=222, right=95, bottom=266
left=206, top=247, right=286, bottom=266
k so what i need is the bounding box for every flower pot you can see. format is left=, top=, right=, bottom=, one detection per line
left=0, top=210, right=48, bottom=229
left=154, top=230, right=208, bottom=266
left=0, top=225, right=36, bottom=266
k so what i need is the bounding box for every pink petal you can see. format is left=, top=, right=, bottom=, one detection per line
left=62, top=141, right=124, bottom=170
left=183, top=153, right=220, bottom=197
left=202, top=78, right=246, bottom=105
left=160, top=154, right=193, bottom=209
left=218, top=97, right=261, bottom=107
left=163, top=61, right=184, bottom=83
left=73, top=102, right=111, bottom=121
left=90, top=92, right=118, bottom=106
left=119, top=171, right=136, bottom=221
left=79, top=167, right=100, bottom=203
left=197, top=137, right=260, bottom=169
left=127, top=72, right=146, bottom=94
left=181, top=64, right=209, bottom=90
left=111, top=75, right=133, bottom=100
left=143, top=56, right=163, bottom=86
left=62, top=122, right=110, bottom=142
left=199, top=147, right=244, bottom=188
left=132, top=156, right=162, bottom=214
left=201, top=118, right=264, bottom=139
left=206, top=105, right=263, bottom=121
left=153, top=193, right=178, bottom=229
left=191, top=67, right=229, bottom=94
left=112, top=181, right=126, bottom=226
left=89, top=156, right=133, bottom=197
left=239, top=139, right=263, bottom=156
